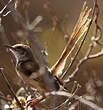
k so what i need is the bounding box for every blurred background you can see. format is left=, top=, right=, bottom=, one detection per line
left=0, top=0, right=103, bottom=98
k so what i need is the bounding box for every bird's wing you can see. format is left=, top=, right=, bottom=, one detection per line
left=50, top=2, right=91, bottom=77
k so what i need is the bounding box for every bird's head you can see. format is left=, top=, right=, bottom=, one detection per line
left=5, top=44, right=32, bottom=63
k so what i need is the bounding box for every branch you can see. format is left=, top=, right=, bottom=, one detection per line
left=0, top=0, right=12, bottom=17
left=48, top=82, right=81, bottom=110
left=49, top=91, right=103, bottom=110
left=88, top=0, right=103, bottom=59
left=0, top=68, right=24, bottom=110
left=63, top=0, right=103, bottom=83
left=64, top=43, right=94, bottom=83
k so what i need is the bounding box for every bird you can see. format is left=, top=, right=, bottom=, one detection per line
left=5, top=44, right=61, bottom=92
left=6, top=2, right=91, bottom=93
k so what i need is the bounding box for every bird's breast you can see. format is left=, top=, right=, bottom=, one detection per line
left=17, top=60, right=40, bottom=77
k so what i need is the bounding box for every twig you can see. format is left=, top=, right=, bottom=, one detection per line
left=64, top=43, right=94, bottom=83
left=47, top=82, right=81, bottom=110
left=0, top=0, right=12, bottom=45
left=62, top=0, right=103, bottom=83
left=60, top=31, right=90, bottom=79
left=0, top=68, right=24, bottom=110
left=49, top=91, right=103, bottom=110
left=89, top=49, right=103, bottom=59
left=88, top=0, right=103, bottom=59
left=0, top=0, right=12, bottom=17
left=29, top=16, right=43, bottom=30
left=93, top=0, right=102, bottom=41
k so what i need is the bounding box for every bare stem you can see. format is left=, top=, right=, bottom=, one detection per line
left=0, top=68, right=24, bottom=110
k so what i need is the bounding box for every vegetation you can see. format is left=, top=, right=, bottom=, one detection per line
left=0, top=0, right=103, bottom=110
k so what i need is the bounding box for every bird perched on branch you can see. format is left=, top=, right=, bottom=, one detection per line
left=6, top=2, right=91, bottom=93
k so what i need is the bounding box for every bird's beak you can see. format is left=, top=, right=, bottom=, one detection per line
left=4, top=45, right=16, bottom=51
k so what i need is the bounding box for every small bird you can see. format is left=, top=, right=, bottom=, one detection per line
left=6, top=44, right=61, bottom=92
left=6, top=2, right=91, bottom=93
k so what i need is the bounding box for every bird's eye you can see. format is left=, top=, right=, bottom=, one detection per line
left=16, top=46, right=22, bottom=49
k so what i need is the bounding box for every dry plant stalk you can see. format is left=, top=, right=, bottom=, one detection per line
left=51, top=2, right=91, bottom=77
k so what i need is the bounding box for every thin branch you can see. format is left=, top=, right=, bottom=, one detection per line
left=28, top=16, right=43, bottom=30
left=0, top=68, right=24, bottom=110
left=0, top=0, right=12, bottom=17
left=88, top=49, right=103, bottom=59
left=88, top=0, right=103, bottom=59
left=48, top=82, right=81, bottom=110
left=49, top=91, right=103, bottom=110
left=0, top=0, right=12, bottom=45
left=62, top=0, right=103, bottom=83
left=93, top=0, right=102, bottom=41
left=64, top=43, right=94, bottom=83
left=60, top=31, right=90, bottom=79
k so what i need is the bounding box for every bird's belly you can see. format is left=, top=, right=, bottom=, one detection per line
left=21, top=73, right=47, bottom=92
left=17, top=62, right=60, bottom=92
